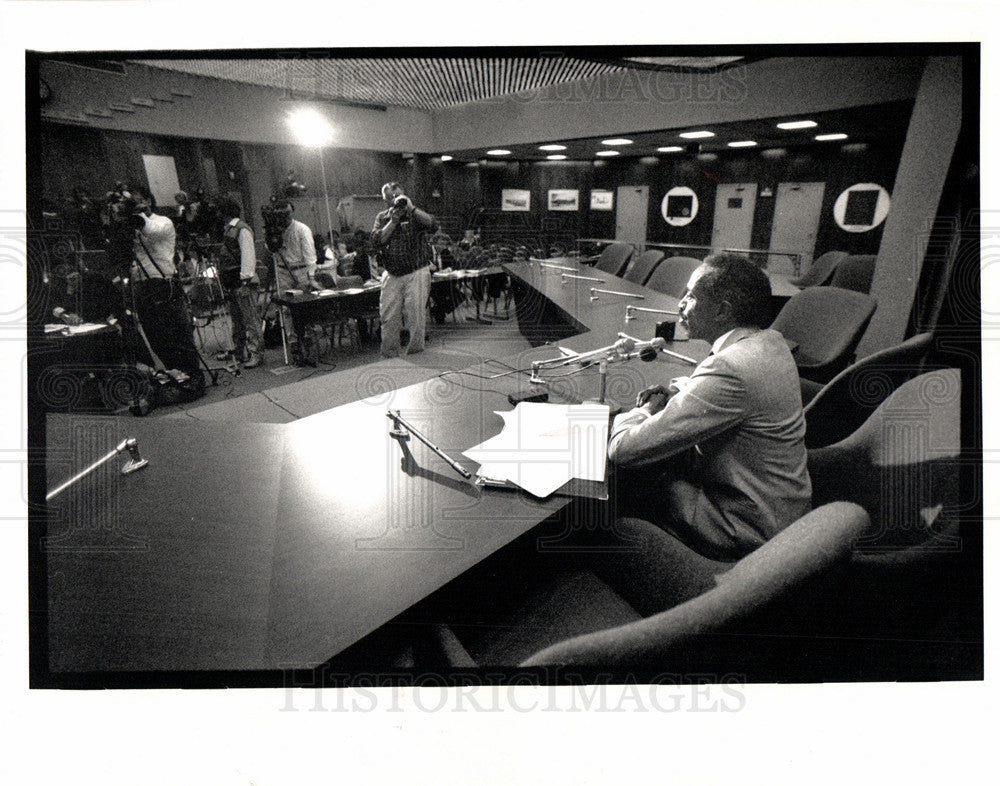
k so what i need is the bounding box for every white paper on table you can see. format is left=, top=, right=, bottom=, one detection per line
left=462, top=402, right=610, bottom=497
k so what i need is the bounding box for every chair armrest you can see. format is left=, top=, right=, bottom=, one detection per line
left=520, top=501, right=869, bottom=667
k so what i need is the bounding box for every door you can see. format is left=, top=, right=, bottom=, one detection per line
left=768, top=182, right=826, bottom=275
left=711, top=182, right=757, bottom=252
left=615, top=185, right=648, bottom=251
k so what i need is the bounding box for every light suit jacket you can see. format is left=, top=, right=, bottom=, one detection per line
left=608, top=327, right=812, bottom=557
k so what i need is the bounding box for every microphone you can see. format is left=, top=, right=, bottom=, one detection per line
left=639, top=338, right=667, bottom=363
left=614, top=333, right=666, bottom=360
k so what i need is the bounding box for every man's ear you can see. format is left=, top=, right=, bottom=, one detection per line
left=716, top=298, right=734, bottom=323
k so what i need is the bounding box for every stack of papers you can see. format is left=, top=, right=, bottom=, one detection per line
left=462, top=402, right=610, bottom=498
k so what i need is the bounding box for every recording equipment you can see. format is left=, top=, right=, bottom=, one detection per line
left=589, top=288, right=645, bottom=302
left=393, top=195, right=410, bottom=210
left=46, top=437, right=149, bottom=502
left=655, top=320, right=676, bottom=341
left=387, top=410, right=473, bottom=480
left=561, top=273, right=604, bottom=284
left=262, top=202, right=293, bottom=252
left=625, top=304, right=680, bottom=322
left=507, top=391, right=549, bottom=406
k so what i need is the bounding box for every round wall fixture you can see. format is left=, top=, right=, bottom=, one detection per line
left=661, top=186, right=698, bottom=227
left=833, top=183, right=891, bottom=233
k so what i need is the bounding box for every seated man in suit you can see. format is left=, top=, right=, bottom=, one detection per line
left=608, top=253, right=811, bottom=559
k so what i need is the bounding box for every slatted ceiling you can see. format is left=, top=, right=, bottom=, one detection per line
left=622, top=56, right=746, bottom=70
left=135, top=56, right=635, bottom=110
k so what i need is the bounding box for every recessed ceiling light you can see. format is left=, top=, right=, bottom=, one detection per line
left=777, top=120, right=818, bottom=130
left=539, top=144, right=567, bottom=151
left=601, top=138, right=633, bottom=146
left=679, top=130, right=715, bottom=139
left=657, top=146, right=683, bottom=153
left=696, top=152, right=718, bottom=161
left=595, top=150, right=620, bottom=157
left=486, top=149, right=511, bottom=156
left=815, top=133, right=848, bottom=141
left=760, top=148, right=787, bottom=158
left=842, top=142, right=869, bottom=153
left=639, top=156, right=659, bottom=165
left=440, top=155, right=453, bottom=161
left=546, top=154, right=567, bottom=160
left=727, top=140, right=757, bottom=148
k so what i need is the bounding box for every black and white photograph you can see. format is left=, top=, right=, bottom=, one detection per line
left=3, top=2, right=996, bottom=783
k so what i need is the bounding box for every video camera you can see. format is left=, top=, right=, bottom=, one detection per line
left=261, top=201, right=293, bottom=252
left=100, top=182, right=147, bottom=274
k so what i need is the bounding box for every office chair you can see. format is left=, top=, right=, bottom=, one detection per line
left=644, top=256, right=702, bottom=298
left=801, top=331, right=934, bottom=447
left=519, top=369, right=964, bottom=674
left=788, top=250, right=847, bottom=288
left=591, top=242, right=634, bottom=276
left=829, top=253, right=877, bottom=294
left=771, top=286, right=877, bottom=384
left=622, top=249, right=666, bottom=285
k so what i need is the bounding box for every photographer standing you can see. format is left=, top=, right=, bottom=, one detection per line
left=372, top=182, right=438, bottom=358
left=127, top=191, right=205, bottom=397
left=218, top=196, right=264, bottom=369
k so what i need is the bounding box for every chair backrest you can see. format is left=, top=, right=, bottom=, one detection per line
left=771, top=286, right=877, bottom=382
left=809, top=368, right=960, bottom=553
left=645, top=256, right=703, bottom=298
left=789, top=250, right=847, bottom=288
left=593, top=242, right=634, bottom=276
left=622, top=249, right=666, bottom=285
left=829, top=254, right=876, bottom=293
left=803, top=332, right=934, bottom=447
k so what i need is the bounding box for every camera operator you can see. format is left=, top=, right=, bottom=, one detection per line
left=217, top=195, right=264, bottom=369
left=372, top=182, right=438, bottom=358
left=268, top=199, right=318, bottom=363
left=126, top=190, right=205, bottom=397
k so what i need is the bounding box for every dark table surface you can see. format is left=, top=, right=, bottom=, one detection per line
left=43, top=262, right=708, bottom=674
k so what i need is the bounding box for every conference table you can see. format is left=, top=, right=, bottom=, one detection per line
left=41, top=258, right=714, bottom=680
left=272, top=267, right=508, bottom=354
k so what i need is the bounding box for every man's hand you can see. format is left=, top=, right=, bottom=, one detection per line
left=636, top=384, right=670, bottom=414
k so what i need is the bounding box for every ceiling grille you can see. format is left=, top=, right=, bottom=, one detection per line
left=134, top=56, right=738, bottom=110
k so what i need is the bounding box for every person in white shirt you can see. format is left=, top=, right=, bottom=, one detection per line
left=269, top=200, right=318, bottom=364
left=126, top=192, right=204, bottom=396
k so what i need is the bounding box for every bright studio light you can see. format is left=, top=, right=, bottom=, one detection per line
left=287, top=108, right=334, bottom=146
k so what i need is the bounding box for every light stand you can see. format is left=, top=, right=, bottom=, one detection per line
left=318, top=147, right=336, bottom=252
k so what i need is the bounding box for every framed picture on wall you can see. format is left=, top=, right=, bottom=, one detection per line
left=590, top=190, right=614, bottom=211
left=501, top=189, right=531, bottom=212
left=548, top=189, right=579, bottom=211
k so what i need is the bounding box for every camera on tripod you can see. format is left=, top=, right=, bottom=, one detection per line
left=261, top=200, right=293, bottom=252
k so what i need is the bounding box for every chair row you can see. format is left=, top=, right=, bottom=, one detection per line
left=418, top=366, right=966, bottom=678
left=594, top=243, right=877, bottom=296
left=591, top=242, right=880, bottom=387
left=790, top=250, right=876, bottom=294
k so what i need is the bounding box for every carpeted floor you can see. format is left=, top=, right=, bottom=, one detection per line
left=158, top=297, right=535, bottom=423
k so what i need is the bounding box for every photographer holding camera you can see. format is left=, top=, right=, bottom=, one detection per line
left=126, top=190, right=205, bottom=397
left=372, top=182, right=438, bottom=358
